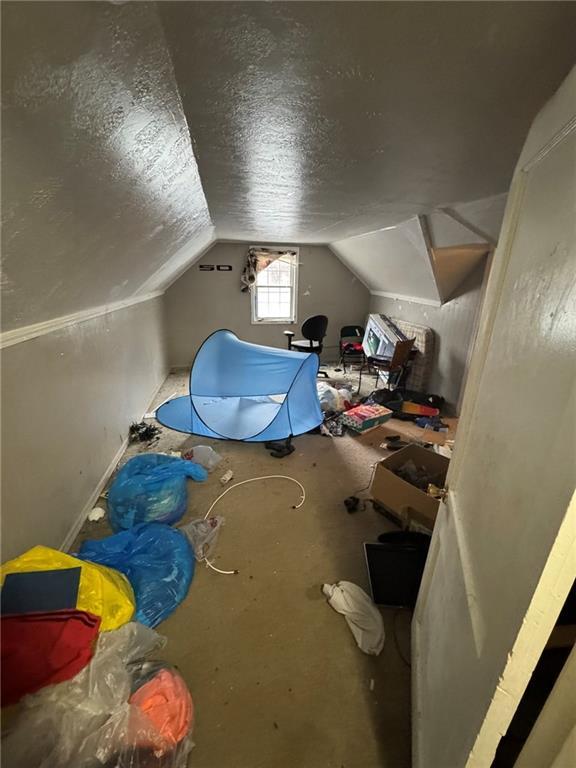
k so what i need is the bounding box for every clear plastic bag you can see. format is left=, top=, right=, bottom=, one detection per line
left=3, top=623, right=167, bottom=768
left=180, top=516, right=225, bottom=561
left=108, top=454, right=207, bottom=531
left=90, top=661, right=194, bottom=768
left=187, top=445, right=222, bottom=472
left=78, top=524, right=194, bottom=628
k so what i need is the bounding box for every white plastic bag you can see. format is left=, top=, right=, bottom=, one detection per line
left=337, top=388, right=352, bottom=406
left=317, top=382, right=341, bottom=412
left=317, top=383, right=352, bottom=413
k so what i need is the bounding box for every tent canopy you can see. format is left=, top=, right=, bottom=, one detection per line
left=156, top=330, right=323, bottom=442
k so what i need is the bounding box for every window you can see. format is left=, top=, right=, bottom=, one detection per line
left=251, top=248, right=298, bottom=323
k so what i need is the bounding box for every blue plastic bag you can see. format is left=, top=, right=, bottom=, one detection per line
left=108, top=454, right=207, bottom=531
left=78, top=523, right=194, bottom=627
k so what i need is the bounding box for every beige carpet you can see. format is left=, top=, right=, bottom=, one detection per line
left=74, top=371, right=413, bottom=768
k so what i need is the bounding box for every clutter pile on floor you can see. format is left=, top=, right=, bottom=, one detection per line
left=320, top=381, right=454, bottom=656
left=0, top=445, right=221, bottom=767
left=0, top=437, right=314, bottom=766
left=2, top=378, right=451, bottom=761
left=316, top=379, right=449, bottom=439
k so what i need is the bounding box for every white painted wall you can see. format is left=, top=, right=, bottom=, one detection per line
left=0, top=298, right=167, bottom=560
left=164, top=242, right=370, bottom=367
left=413, top=67, right=576, bottom=768
left=369, top=260, right=486, bottom=410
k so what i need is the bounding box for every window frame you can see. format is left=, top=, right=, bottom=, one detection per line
left=250, top=246, right=299, bottom=325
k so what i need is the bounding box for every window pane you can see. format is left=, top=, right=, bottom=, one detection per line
left=256, top=286, right=292, bottom=319
left=256, top=257, right=293, bottom=287
left=251, top=250, right=297, bottom=322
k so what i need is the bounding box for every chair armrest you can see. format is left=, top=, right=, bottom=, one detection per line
left=283, top=330, right=295, bottom=337
left=283, top=329, right=294, bottom=350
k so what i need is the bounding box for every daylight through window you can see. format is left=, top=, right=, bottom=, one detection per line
left=251, top=249, right=298, bottom=323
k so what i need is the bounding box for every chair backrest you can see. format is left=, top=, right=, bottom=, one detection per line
left=390, top=338, right=415, bottom=370
left=340, top=325, right=364, bottom=340
left=302, top=315, right=328, bottom=342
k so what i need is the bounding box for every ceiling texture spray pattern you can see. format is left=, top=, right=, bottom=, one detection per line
left=1, top=1, right=212, bottom=331
left=159, top=1, right=576, bottom=242
left=2, top=1, right=575, bottom=330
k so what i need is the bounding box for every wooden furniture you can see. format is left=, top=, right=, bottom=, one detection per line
left=357, top=337, right=415, bottom=392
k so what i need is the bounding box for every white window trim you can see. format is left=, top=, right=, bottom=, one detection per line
left=250, top=246, right=299, bottom=325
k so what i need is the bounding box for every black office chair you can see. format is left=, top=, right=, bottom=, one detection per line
left=284, top=315, right=329, bottom=378
left=339, top=325, right=365, bottom=372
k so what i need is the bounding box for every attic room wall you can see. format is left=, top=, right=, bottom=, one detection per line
left=1, top=298, right=166, bottom=561
left=0, top=1, right=212, bottom=559
left=164, top=242, right=370, bottom=367
left=370, top=259, right=487, bottom=411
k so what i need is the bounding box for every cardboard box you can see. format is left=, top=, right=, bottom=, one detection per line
left=341, top=404, right=393, bottom=433
left=370, top=444, right=449, bottom=530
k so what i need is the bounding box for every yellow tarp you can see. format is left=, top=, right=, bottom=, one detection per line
left=1, top=545, right=135, bottom=632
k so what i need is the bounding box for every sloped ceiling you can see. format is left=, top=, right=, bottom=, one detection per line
left=2, top=2, right=576, bottom=331
left=332, top=218, right=442, bottom=304
left=332, top=213, right=492, bottom=305
left=432, top=245, right=490, bottom=302
left=428, top=194, right=509, bottom=248
left=159, top=1, right=576, bottom=243
left=1, top=1, right=213, bottom=332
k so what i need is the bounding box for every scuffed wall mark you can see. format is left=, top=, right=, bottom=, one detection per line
left=509, top=242, right=575, bottom=356
left=0, top=270, right=15, bottom=292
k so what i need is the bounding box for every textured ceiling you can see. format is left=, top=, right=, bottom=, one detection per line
left=2, top=2, right=575, bottom=331
left=1, top=1, right=213, bottom=331
left=159, top=1, right=576, bottom=243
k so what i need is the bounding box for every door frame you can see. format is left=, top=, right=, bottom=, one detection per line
left=412, top=69, right=576, bottom=768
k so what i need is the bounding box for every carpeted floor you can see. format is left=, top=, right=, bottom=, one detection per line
left=73, top=369, right=421, bottom=768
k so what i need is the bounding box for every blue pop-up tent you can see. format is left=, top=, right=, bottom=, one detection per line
left=156, top=330, right=323, bottom=441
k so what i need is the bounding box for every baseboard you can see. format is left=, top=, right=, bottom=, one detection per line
left=60, top=436, right=129, bottom=553
left=59, top=372, right=168, bottom=553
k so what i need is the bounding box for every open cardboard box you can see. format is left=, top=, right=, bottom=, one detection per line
left=370, top=444, right=450, bottom=530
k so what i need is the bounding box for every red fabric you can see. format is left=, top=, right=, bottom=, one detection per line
left=1, top=609, right=100, bottom=706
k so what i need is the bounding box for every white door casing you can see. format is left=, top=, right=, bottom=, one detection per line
left=514, top=644, right=576, bottom=768
left=412, top=67, right=576, bottom=768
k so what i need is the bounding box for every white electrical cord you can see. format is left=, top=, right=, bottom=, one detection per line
left=201, top=475, right=306, bottom=575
